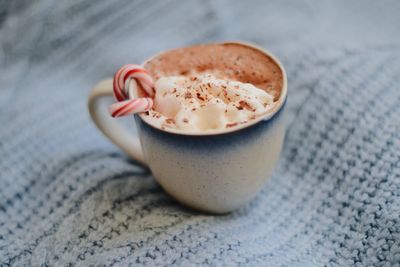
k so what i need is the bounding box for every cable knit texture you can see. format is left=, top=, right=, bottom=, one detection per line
left=1, top=1, right=400, bottom=266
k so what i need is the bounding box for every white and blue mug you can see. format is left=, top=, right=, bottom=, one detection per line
left=88, top=42, right=288, bottom=213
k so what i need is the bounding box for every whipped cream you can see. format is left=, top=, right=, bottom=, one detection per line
left=144, top=74, right=275, bottom=132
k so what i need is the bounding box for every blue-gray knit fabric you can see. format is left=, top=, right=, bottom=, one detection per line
left=1, top=1, right=400, bottom=266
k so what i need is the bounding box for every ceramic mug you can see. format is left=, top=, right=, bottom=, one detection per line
left=88, top=42, right=288, bottom=213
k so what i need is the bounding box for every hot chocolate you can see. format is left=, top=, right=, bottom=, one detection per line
left=140, top=43, right=284, bottom=133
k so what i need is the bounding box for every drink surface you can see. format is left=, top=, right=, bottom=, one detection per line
left=140, top=43, right=284, bottom=133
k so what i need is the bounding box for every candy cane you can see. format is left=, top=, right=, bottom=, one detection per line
left=109, top=97, right=153, bottom=117
left=109, top=64, right=155, bottom=117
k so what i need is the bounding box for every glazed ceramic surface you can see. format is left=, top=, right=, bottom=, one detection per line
left=135, top=101, right=286, bottom=213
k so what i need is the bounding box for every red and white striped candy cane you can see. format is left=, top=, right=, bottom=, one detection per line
left=109, top=64, right=155, bottom=118
left=109, top=97, right=153, bottom=118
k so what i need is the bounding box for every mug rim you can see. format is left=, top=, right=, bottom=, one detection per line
left=136, top=41, right=288, bottom=136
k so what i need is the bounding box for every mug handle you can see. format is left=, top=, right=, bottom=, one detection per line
left=88, top=79, right=147, bottom=166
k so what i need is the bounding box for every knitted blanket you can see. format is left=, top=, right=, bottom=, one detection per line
left=1, top=1, right=399, bottom=266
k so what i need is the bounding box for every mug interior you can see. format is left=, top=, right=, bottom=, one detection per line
left=134, top=42, right=287, bottom=136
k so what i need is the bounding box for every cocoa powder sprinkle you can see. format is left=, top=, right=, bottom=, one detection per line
left=196, top=93, right=205, bottom=101
left=226, top=122, right=238, bottom=128
left=238, top=100, right=253, bottom=110
left=165, top=118, right=175, bottom=124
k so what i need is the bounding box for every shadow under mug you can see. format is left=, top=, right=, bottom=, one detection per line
left=88, top=42, right=288, bottom=213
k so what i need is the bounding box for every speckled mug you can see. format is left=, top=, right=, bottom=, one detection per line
left=88, top=42, right=287, bottom=213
